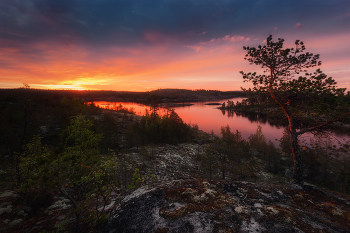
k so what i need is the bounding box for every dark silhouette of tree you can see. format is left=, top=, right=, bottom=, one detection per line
left=149, top=95, right=159, bottom=119
left=197, top=146, right=218, bottom=180
left=240, top=35, right=350, bottom=185
left=248, top=125, right=267, bottom=159
left=279, top=128, right=292, bottom=157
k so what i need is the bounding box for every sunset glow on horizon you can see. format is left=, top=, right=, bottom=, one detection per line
left=1, top=1, right=350, bottom=92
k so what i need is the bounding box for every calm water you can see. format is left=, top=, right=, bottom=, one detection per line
left=91, top=98, right=350, bottom=147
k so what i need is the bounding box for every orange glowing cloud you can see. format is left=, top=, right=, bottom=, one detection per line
left=0, top=31, right=349, bottom=91
left=0, top=33, right=255, bottom=91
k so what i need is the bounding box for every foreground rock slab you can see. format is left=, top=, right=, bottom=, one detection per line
left=100, top=179, right=350, bottom=233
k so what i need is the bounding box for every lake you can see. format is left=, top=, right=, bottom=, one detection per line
left=91, top=98, right=350, bottom=147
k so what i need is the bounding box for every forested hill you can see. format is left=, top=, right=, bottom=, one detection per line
left=0, top=88, right=245, bottom=103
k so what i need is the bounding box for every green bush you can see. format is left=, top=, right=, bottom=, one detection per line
left=15, top=115, right=119, bottom=232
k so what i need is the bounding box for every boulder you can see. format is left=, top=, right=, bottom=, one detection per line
left=100, top=179, right=350, bottom=233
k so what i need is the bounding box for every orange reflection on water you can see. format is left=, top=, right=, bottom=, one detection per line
left=90, top=101, right=149, bottom=115
left=91, top=99, right=350, bottom=147
left=172, top=102, right=283, bottom=143
left=91, top=99, right=284, bottom=145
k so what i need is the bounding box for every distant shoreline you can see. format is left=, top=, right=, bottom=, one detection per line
left=0, top=88, right=247, bottom=104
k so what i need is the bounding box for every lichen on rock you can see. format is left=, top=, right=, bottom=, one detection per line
left=0, top=205, right=12, bottom=215
left=100, top=179, right=350, bottom=233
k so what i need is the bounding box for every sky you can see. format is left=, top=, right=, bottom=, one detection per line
left=0, top=0, right=349, bottom=91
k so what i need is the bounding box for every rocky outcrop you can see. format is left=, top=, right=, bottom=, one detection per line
left=100, top=179, right=350, bottom=233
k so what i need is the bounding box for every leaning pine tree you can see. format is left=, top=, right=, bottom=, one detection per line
left=240, top=35, right=350, bottom=185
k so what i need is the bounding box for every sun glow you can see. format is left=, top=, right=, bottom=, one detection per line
left=34, top=84, right=86, bottom=90
left=34, top=80, right=106, bottom=90
left=1, top=33, right=349, bottom=91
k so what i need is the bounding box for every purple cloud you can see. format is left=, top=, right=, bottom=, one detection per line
left=293, top=23, right=304, bottom=30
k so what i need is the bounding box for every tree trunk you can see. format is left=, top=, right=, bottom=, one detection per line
left=75, top=211, right=80, bottom=233
left=268, top=71, right=303, bottom=185
left=290, top=130, right=303, bottom=185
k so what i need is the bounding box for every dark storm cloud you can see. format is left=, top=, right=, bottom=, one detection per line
left=1, top=0, right=349, bottom=48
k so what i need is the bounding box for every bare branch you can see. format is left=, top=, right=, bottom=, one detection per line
left=297, top=112, right=350, bottom=136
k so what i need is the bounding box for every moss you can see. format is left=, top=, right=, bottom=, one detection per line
left=246, top=189, right=261, bottom=199
left=154, top=228, right=169, bottom=233
left=161, top=180, right=239, bottom=221
left=280, top=187, right=350, bottom=231
left=159, top=206, right=189, bottom=219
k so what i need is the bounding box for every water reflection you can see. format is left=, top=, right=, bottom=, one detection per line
left=220, top=109, right=269, bottom=125
left=91, top=99, right=283, bottom=145
left=234, top=111, right=267, bottom=124
left=89, top=101, right=147, bottom=115
left=90, top=99, right=350, bottom=147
